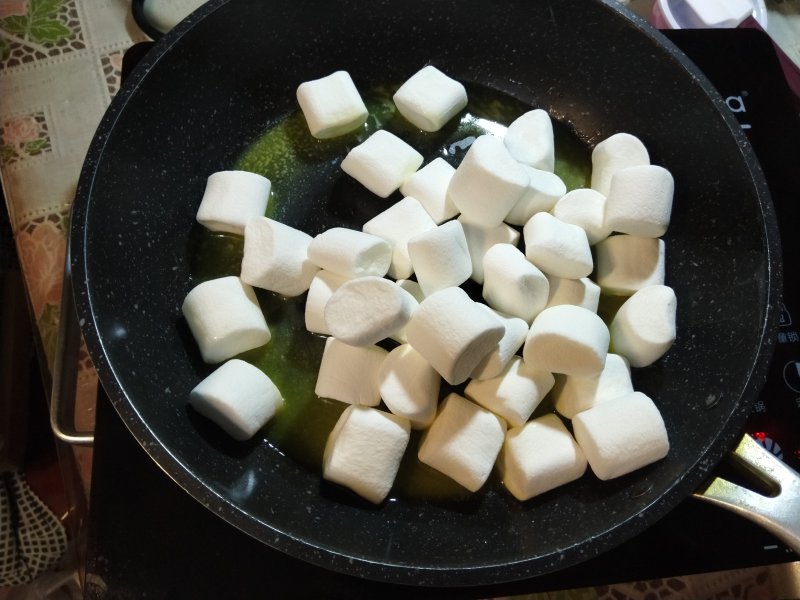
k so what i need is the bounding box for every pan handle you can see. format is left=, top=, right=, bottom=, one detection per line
left=131, top=0, right=209, bottom=40
left=49, top=247, right=94, bottom=446
left=131, top=0, right=165, bottom=41
left=693, top=433, right=800, bottom=552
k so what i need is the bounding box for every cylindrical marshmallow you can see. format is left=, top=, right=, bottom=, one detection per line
left=471, top=305, right=528, bottom=381
left=395, top=279, right=425, bottom=302
left=591, top=132, right=650, bottom=196
left=406, top=287, right=504, bottom=385
left=182, top=276, right=271, bottom=364
left=572, top=391, right=669, bottom=480
left=378, top=344, right=441, bottom=429
left=482, top=243, right=549, bottom=324
left=610, top=284, right=677, bottom=367
left=551, top=188, right=610, bottom=245
left=195, top=170, right=271, bottom=236
left=399, top=157, right=458, bottom=223
left=552, top=353, right=633, bottom=419
left=304, top=270, right=348, bottom=335
left=296, top=71, right=369, bottom=139
left=189, top=359, right=283, bottom=440
left=504, top=166, right=566, bottom=226
left=362, top=196, right=437, bottom=279
left=447, top=134, right=529, bottom=226
left=523, top=304, right=610, bottom=377
left=241, top=216, right=319, bottom=297
left=502, top=109, right=555, bottom=172
left=407, top=220, right=472, bottom=296
left=459, top=217, right=520, bottom=284
left=418, top=393, right=506, bottom=492
left=341, top=129, right=423, bottom=198
left=390, top=280, right=425, bottom=343
left=605, top=165, right=674, bottom=238
left=465, top=356, right=555, bottom=427
left=595, top=234, right=665, bottom=295
left=393, top=65, right=468, bottom=132
left=545, top=275, right=601, bottom=313
left=499, top=413, right=587, bottom=500
left=307, top=227, right=392, bottom=279
left=523, top=212, right=593, bottom=279
left=324, top=276, right=417, bottom=346
left=314, top=337, right=388, bottom=406
left=323, top=405, right=411, bottom=504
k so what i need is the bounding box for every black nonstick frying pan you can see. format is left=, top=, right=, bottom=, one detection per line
left=69, top=0, right=785, bottom=587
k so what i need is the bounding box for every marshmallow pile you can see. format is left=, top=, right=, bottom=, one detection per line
left=182, top=65, right=678, bottom=505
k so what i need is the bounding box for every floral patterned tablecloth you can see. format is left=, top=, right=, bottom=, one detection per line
left=1, top=0, right=148, bottom=468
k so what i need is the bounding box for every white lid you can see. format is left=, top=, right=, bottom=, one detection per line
left=685, top=0, right=752, bottom=28
left=655, top=0, right=768, bottom=30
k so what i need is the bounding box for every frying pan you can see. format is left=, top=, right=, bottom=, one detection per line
left=68, top=0, right=785, bottom=587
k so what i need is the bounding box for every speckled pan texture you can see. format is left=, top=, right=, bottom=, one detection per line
left=70, top=0, right=781, bottom=588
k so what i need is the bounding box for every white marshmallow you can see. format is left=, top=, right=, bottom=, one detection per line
left=572, top=391, right=669, bottom=480
left=189, top=359, right=283, bottom=441
left=182, top=276, right=271, bottom=364
left=610, top=284, right=677, bottom=367
left=523, top=212, right=593, bottom=279
left=591, top=132, right=650, bottom=196
left=195, top=171, right=271, bottom=236
left=307, top=227, right=392, bottom=279
left=378, top=344, right=441, bottom=429
left=503, top=109, right=555, bottom=172
left=390, top=280, right=425, bottom=343
left=407, top=220, right=472, bottom=295
left=296, top=71, right=368, bottom=139
left=471, top=305, right=528, bottom=381
left=362, top=196, right=437, bottom=279
left=324, top=276, right=417, bottom=346
left=395, top=279, right=425, bottom=302
left=315, top=337, right=388, bottom=406
left=504, top=166, right=566, bottom=226
left=304, top=270, right=348, bottom=335
left=482, top=243, right=549, bottom=324
left=545, top=275, right=601, bottom=313
left=447, top=134, right=529, bottom=226
left=499, top=413, right=587, bottom=500
left=399, top=157, right=458, bottom=223
left=241, top=216, right=319, bottom=297
left=595, top=235, right=665, bottom=295
left=605, top=165, right=674, bottom=238
left=340, top=129, right=423, bottom=198
left=418, top=393, right=506, bottom=492
left=551, top=188, right=610, bottom=245
left=465, top=356, right=555, bottom=427
left=323, top=405, right=410, bottom=503
left=406, top=287, right=504, bottom=385
left=523, top=304, right=610, bottom=377
left=458, top=217, right=520, bottom=284
left=393, top=65, right=468, bottom=132
left=552, top=353, right=633, bottom=419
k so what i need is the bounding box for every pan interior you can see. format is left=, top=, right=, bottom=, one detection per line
left=191, top=82, right=595, bottom=501
left=71, top=0, right=779, bottom=586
